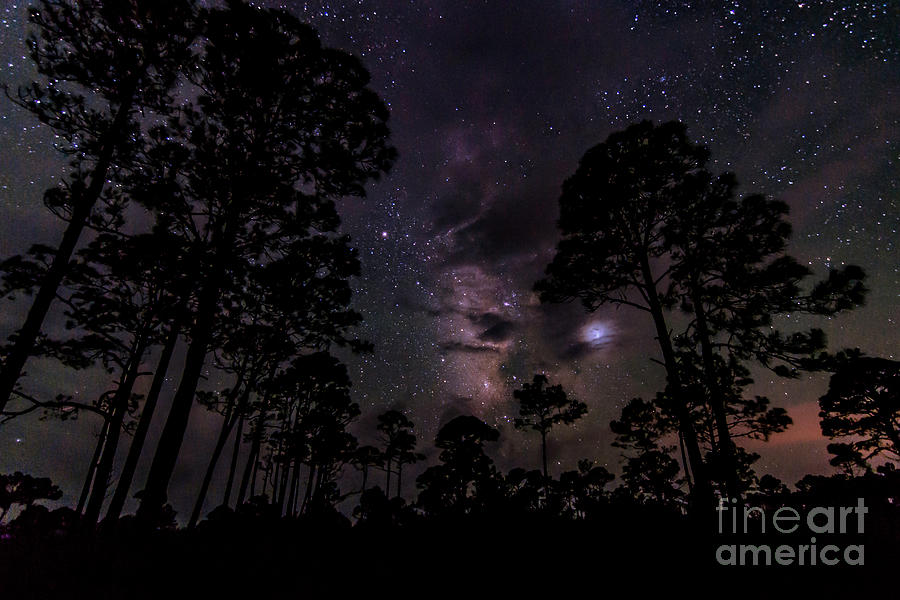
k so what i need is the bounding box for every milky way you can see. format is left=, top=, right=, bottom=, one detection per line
left=0, top=1, right=897, bottom=514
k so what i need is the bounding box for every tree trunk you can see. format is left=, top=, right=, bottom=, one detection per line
left=384, top=456, right=392, bottom=497
left=270, top=460, right=280, bottom=507
left=136, top=278, right=220, bottom=528
left=311, top=465, right=326, bottom=512
left=77, top=418, right=111, bottom=516
left=187, top=420, right=230, bottom=528
left=239, top=381, right=273, bottom=506
left=249, top=449, right=260, bottom=500
left=84, top=333, right=149, bottom=527
left=677, top=430, right=693, bottom=494
left=278, top=459, right=292, bottom=516
left=236, top=432, right=259, bottom=508
left=286, top=460, right=300, bottom=518
left=541, top=431, right=549, bottom=480
left=223, top=412, right=244, bottom=507
left=188, top=381, right=252, bottom=528
left=0, top=82, right=137, bottom=412
left=301, top=464, right=316, bottom=514
left=106, top=322, right=179, bottom=522
left=262, top=457, right=272, bottom=499
left=291, top=466, right=302, bottom=517
left=692, top=284, right=741, bottom=501
left=272, top=417, right=289, bottom=512
left=639, top=255, right=711, bottom=509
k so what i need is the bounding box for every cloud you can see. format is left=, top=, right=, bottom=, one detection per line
left=478, top=319, right=515, bottom=343
left=468, top=311, right=516, bottom=343
left=441, top=341, right=500, bottom=354
left=429, top=179, right=486, bottom=234
left=559, top=341, right=596, bottom=361
left=442, top=188, right=558, bottom=267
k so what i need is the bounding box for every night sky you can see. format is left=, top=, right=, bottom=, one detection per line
left=0, top=1, right=898, bottom=518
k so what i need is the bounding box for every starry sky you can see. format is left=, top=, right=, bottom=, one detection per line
left=0, top=1, right=898, bottom=515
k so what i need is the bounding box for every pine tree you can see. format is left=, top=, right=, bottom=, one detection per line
left=610, top=397, right=685, bottom=507
left=819, top=351, right=899, bottom=472
left=376, top=410, right=419, bottom=497
left=0, top=472, right=62, bottom=524
left=535, top=120, right=714, bottom=506
left=416, top=415, right=500, bottom=516
left=0, top=0, right=196, bottom=411
left=1, top=229, right=189, bottom=526
left=133, top=1, right=394, bottom=526
left=512, top=374, right=587, bottom=479
left=664, top=167, right=866, bottom=498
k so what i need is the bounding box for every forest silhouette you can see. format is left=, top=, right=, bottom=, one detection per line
left=0, top=1, right=897, bottom=597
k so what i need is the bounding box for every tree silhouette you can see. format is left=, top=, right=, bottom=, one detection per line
left=133, top=1, right=395, bottom=526
left=393, top=442, right=424, bottom=501
left=611, top=354, right=791, bottom=503
left=664, top=166, right=866, bottom=499
left=376, top=410, right=423, bottom=498
left=671, top=350, right=792, bottom=496
left=819, top=351, right=899, bottom=472
left=619, top=450, right=685, bottom=507
left=65, top=234, right=175, bottom=527
left=350, top=445, right=384, bottom=497
left=300, top=386, right=360, bottom=515
left=0, top=0, right=196, bottom=411
left=534, top=120, right=714, bottom=506
left=104, top=319, right=181, bottom=523
left=186, top=262, right=315, bottom=528
left=536, top=119, right=866, bottom=505
left=254, top=352, right=361, bottom=517
left=504, top=468, right=546, bottom=515
left=754, top=474, right=790, bottom=497
left=101, top=229, right=196, bottom=523
left=610, top=397, right=685, bottom=507
left=188, top=372, right=259, bottom=528
left=352, top=486, right=391, bottom=527
left=417, top=415, right=500, bottom=516
left=512, top=374, right=587, bottom=479
left=236, top=381, right=277, bottom=508
left=0, top=472, right=62, bottom=524
left=558, top=460, right=614, bottom=519
left=1, top=229, right=189, bottom=526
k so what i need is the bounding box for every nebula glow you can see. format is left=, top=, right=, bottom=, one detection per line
left=583, top=321, right=613, bottom=348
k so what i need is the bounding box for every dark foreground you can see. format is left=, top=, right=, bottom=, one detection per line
left=1, top=502, right=896, bottom=599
